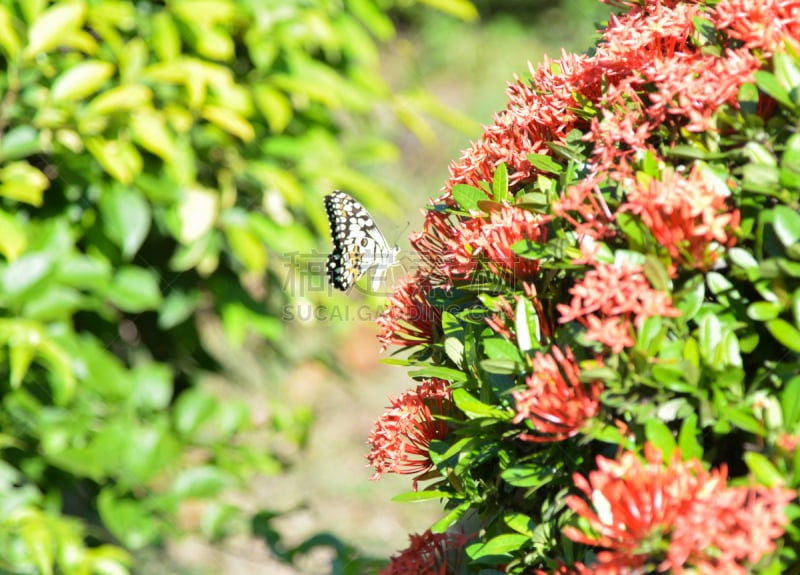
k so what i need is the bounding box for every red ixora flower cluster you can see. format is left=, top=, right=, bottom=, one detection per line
left=512, top=346, right=603, bottom=442
left=444, top=204, right=551, bottom=283
left=367, top=378, right=451, bottom=482
left=556, top=262, right=681, bottom=353
left=621, top=166, right=741, bottom=273
left=380, top=529, right=471, bottom=575
left=377, top=274, right=441, bottom=351
left=558, top=444, right=795, bottom=574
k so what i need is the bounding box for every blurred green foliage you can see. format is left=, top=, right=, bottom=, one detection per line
left=0, top=0, right=474, bottom=572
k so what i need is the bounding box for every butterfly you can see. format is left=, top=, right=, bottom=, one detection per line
left=324, top=191, right=400, bottom=292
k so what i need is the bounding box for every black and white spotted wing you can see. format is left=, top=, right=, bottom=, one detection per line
left=324, top=191, right=399, bottom=292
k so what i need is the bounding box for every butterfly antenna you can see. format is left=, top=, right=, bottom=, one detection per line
left=392, top=220, right=411, bottom=245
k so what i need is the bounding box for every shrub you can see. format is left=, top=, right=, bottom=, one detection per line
left=372, top=0, right=800, bottom=573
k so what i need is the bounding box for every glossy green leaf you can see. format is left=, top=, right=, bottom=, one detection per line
left=645, top=419, right=676, bottom=459
left=492, top=162, right=508, bottom=201
left=744, top=451, right=784, bottom=487
left=677, top=414, right=703, bottom=460
left=451, top=183, right=487, bottom=212
left=766, top=318, right=800, bottom=352
left=452, top=388, right=510, bottom=420
left=781, top=376, right=800, bottom=427
left=754, top=70, right=794, bottom=110
left=527, top=153, right=563, bottom=174
left=467, top=533, right=530, bottom=560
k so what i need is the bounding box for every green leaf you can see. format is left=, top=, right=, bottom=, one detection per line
left=20, top=516, right=53, bottom=575
left=781, top=376, right=800, bottom=427
left=452, top=388, right=510, bottom=420
left=747, top=301, right=782, bottom=321
left=766, top=318, right=800, bottom=352
left=479, top=359, right=522, bottom=374
left=98, top=490, right=159, bottom=550
left=51, top=60, right=115, bottom=102
left=645, top=419, right=676, bottom=459
left=392, top=490, right=450, bottom=502
left=0, top=210, right=28, bottom=261
left=467, top=533, right=530, bottom=560
left=0, top=5, right=21, bottom=58
left=772, top=204, right=800, bottom=247
left=408, top=365, right=468, bottom=382
left=25, top=0, right=87, bottom=58
left=754, top=70, right=795, bottom=110
left=492, top=162, right=508, bottom=201
left=744, top=451, right=784, bottom=487
left=780, top=134, right=800, bottom=190
left=1, top=125, right=42, bottom=161
left=726, top=408, right=764, bottom=436
left=738, top=82, right=759, bottom=116
left=501, top=466, right=551, bottom=488
left=131, top=111, right=177, bottom=161
left=0, top=251, right=56, bottom=300
left=107, top=266, right=162, bottom=312
left=674, top=276, right=704, bottom=321
left=173, top=389, right=217, bottom=437
left=129, top=363, right=173, bottom=411
left=431, top=501, right=470, bottom=533
left=483, top=338, right=522, bottom=362
left=171, top=465, right=232, bottom=498
left=100, top=186, right=151, bottom=259
left=515, top=297, right=539, bottom=352
left=451, top=184, right=487, bottom=212
left=442, top=311, right=465, bottom=367
left=527, top=153, right=563, bottom=174
left=677, top=414, right=703, bottom=460
left=0, top=161, right=50, bottom=206
left=504, top=512, right=534, bottom=537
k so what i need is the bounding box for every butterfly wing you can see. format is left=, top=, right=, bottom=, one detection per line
left=324, top=191, right=397, bottom=292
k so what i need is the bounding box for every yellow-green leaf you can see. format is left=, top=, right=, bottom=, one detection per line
left=0, top=6, right=21, bottom=57
left=0, top=161, right=50, bottom=206
left=253, top=85, right=292, bottom=133
left=51, top=60, right=115, bottom=102
left=25, top=0, right=87, bottom=58
left=177, top=187, right=218, bottom=243
left=131, top=111, right=176, bottom=161
left=225, top=225, right=267, bottom=274
left=86, top=137, right=142, bottom=184
left=88, top=84, right=153, bottom=115
left=201, top=105, right=255, bottom=141
left=0, top=209, right=27, bottom=260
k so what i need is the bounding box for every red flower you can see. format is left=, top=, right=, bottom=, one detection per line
left=564, top=444, right=795, bottom=574
left=621, top=165, right=740, bottom=272
left=713, top=0, right=800, bottom=55
left=380, top=529, right=470, bottom=575
left=512, top=346, right=603, bottom=442
left=377, top=273, right=441, bottom=351
left=446, top=204, right=550, bottom=283
left=410, top=209, right=460, bottom=286
left=556, top=262, right=681, bottom=353
left=367, top=379, right=452, bottom=482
